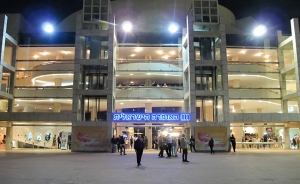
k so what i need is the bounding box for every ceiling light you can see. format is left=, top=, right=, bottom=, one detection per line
left=33, top=55, right=39, bottom=59
left=264, top=55, right=270, bottom=58
left=157, top=50, right=163, bottom=55
left=170, top=51, right=176, bottom=55
left=49, top=108, right=52, bottom=110
left=41, top=52, right=48, bottom=56
left=255, top=53, right=263, bottom=57
left=135, top=47, right=142, bottom=52
left=130, top=54, right=135, bottom=57
left=240, top=50, right=246, bottom=54
left=120, top=103, right=124, bottom=105
left=130, top=74, right=133, bottom=75
left=163, top=55, right=169, bottom=59
left=63, top=51, right=71, bottom=54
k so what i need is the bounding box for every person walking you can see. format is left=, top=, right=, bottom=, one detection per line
left=208, top=138, right=215, bottom=154
left=166, top=134, right=172, bottom=158
left=180, top=133, right=189, bottom=162
left=230, top=134, right=236, bottom=152
left=158, top=135, right=164, bottom=157
left=134, top=135, right=144, bottom=166
left=189, top=136, right=197, bottom=152
left=57, top=136, right=61, bottom=149
left=111, top=135, right=116, bottom=153
left=119, top=135, right=127, bottom=155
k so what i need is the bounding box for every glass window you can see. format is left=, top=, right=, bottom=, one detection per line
left=229, top=100, right=282, bottom=113
left=83, top=96, right=107, bottom=121
left=203, top=16, right=210, bottom=22
left=83, top=65, right=108, bottom=90
left=194, top=8, right=201, bottom=14
left=92, top=14, right=100, bottom=20
left=93, top=0, right=100, bottom=6
left=84, top=14, right=91, bottom=21
left=202, top=8, right=209, bottom=15
left=194, top=1, right=201, bottom=7
left=93, top=7, right=99, bottom=13
left=196, top=96, right=222, bottom=122
left=84, top=7, right=92, bottom=14
left=101, top=7, right=108, bottom=14
left=195, top=66, right=222, bottom=90
left=80, top=36, right=109, bottom=59
left=101, top=14, right=108, bottom=21
left=211, top=8, right=218, bottom=15
left=195, top=15, right=202, bottom=22
left=101, top=0, right=109, bottom=6
left=202, top=1, right=209, bottom=7
left=210, top=1, right=217, bottom=7
left=194, top=37, right=221, bottom=60
left=211, top=16, right=218, bottom=23
left=85, top=0, right=92, bottom=5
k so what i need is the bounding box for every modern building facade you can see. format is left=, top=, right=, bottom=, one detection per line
left=1, top=0, right=300, bottom=151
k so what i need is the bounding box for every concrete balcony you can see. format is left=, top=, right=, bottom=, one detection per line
left=0, top=112, right=76, bottom=121
left=230, top=113, right=300, bottom=122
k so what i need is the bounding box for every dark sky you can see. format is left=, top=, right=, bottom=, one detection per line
left=0, top=0, right=299, bottom=34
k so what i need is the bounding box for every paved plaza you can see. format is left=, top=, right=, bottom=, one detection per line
left=0, top=149, right=300, bottom=184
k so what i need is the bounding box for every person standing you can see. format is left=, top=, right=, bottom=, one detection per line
left=208, top=138, right=215, bottom=154
left=68, top=134, right=72, bottom=150
left=180, top=133, right=189, bottom=162
left=130, top=136, right=133, bottom=149
left=230, top=134, right=236, bottom=152
left=111, top=135, right=116, bottom=153
left=116, top=135, right=120, bottom=152
left=189, top=136, right=197, bottom=152
left=173, top=137, right=178, bottom=157
left=119, top=135, right=127, bottom=155
left=52, top=135, right=57, bottom=149
left=134, top=135, right=144, bottom=166
left=57, top=136, right=61, bottom=149
left=166, top=134, right=172, bottom=158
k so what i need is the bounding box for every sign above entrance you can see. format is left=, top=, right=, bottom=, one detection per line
left=112, top=113, right=191, bottom=122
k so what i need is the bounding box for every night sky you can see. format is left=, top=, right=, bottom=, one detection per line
left=0, top=0, right=299, bottom=34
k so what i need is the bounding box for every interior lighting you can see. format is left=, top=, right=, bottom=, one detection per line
left=122, top=21, right=132, bottom=32
left=33, top=55, right=39, bottom=59
left=170, top=51, right=176, bottom=55
left=130, top=54, right=135, bottom=57
left=240, top=50, right=246, bottom=54
left=163, top=55, right=169, bottom=59
left=41, top=52, right=48, bottom=56
left=157, top=50, right=163, bottom=55
left=255, top=53, right=263, bottom=56
left=43, top=23, right=54, bottom=33
left=169, top=23, right=179, bottom=33
left=63, top=51, right=71, bottom=54
left=135, top=47, right=142, bottom=52
left=130, top=74, right=133, bottom=75
left=253, top=25, right=267, bottom=36
left=264, top=55, right=270, bottom=58
left=120, top=103, right=124, bottom=105
left=232, top=109, right=236, bottom=113
left=49, top=108, right=52, bottom=110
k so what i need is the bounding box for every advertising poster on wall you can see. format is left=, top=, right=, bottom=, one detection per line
left=195, top=126, right=227, bottom=151
left=73, top=126, right=108, bottom=151
left=61, top=132, right=69, bottom=150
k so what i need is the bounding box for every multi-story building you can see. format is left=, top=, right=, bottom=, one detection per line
left=1, top=0, right=300, bottom=151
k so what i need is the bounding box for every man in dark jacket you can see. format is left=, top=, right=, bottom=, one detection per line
left=119, top=135, right=126, bottom=155
left=208, top=138, right=215, bottom=154
left=134, top=135, right=144, bottom=166
left=230, top=134, right=236, bottom=152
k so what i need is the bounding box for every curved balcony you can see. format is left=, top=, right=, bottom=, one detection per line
left=14, top=86, right=73, bottom=98
left=115, top=86, right=184, bottom=99
left=229, top=89, right=281, bottom=99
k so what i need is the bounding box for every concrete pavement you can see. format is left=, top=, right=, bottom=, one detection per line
left=0, top=149, right=300, bottom=184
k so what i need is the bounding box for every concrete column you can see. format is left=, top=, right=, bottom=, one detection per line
left=284, top=127, right=290, bottom=149
left=54, top=78, right=62, bottom=86
left=282, top=100, right=288, bottom=113
left=56, top=54, right=63, bottom=60
left=257, top=108, right=262, bottom=113
left=53, top=102, right=61, bottom=112
left=91, top=106, right=97, bottom=121
left=5, top=124, right=12, bottom=150
left=145, top=103, right=152, bottom=149
left=233, top=103, right=241, bottom=113
left=232, top=79, right=240, bottom=88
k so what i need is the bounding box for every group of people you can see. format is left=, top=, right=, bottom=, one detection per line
left=51, top=134, right=72, bottom=150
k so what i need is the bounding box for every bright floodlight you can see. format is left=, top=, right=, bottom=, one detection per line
left=122, top=21, right=132, bottom=32
left=253, top=25, right=267, bottom=36
left=169, top=23, right=178, bottom=33
left=43, top=23, right=54, bottom=33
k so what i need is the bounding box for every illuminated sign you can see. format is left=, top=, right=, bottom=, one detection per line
left=112, top=113, right=190, bottom=122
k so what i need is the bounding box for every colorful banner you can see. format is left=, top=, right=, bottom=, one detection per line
left=73, top=126, right=108, bottom=151
left=194, top=126, right=228, bottom=151
left=60, top=132, right=69, bottom=150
